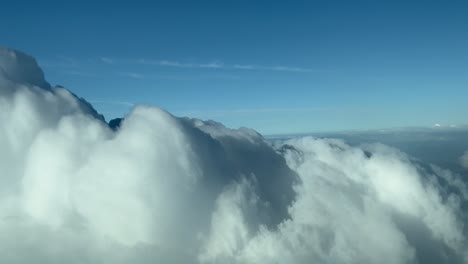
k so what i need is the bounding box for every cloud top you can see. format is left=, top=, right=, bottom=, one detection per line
left=0, top=48, right=50, bottom=89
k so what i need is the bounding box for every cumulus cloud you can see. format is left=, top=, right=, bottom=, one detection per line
left=1, top=47, right=468, bottom=263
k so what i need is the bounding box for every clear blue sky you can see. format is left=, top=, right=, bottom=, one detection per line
left=1, top=0, right=467, bottom=134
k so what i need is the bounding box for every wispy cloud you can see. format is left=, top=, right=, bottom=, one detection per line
left=232, top=64, right=255, bottom=70
left=269, top=66, right=316, bottom=73
left=117, top=71, right=240, bottom=80
left=100, top=57, right=114, bottom=64
left=233, top=64, right=317, bottom=73
left=88, top=100, right=135, bottom=107
left=139, top=59, right=224, bottom=69
left=39, top=55, right=321, bottom=79
left=119, top=72, right=145, bottom=79
left=138, top=59, right=316, bottom=72
left=177, top=106, right=331, bottom=117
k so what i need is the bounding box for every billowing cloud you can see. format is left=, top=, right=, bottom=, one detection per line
left=1, top=47, right=467, bottom=263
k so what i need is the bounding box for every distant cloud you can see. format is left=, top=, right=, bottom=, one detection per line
left=139, top=59, right=224, bottom=69
left=460, top=151, right=468, bottom=169
left=178, top=106, right=330, bottom=117
left=233, top=64, right=318, bottom=73
left=433, top=123, right=461, bottom=129
left=269, top=66, right=316, bottom=72
left=39, top=55, right=319, bottom=77
left=89, top=100, right=135, bottom=107
left=117, top=71, right=240, bottom=80
left=139, top=59, right=316, bottom=73
left=119, top=72, right=145, bottom=79
left=232, top=64, right=255, bottom=70
left=100, top=57, right=114, bottom=64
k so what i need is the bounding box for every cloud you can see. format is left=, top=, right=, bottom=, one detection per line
left=460, top=151, right=468, bottom=169
left=118, top=72, right=145, bottom=79
left=139, top=59, right=224, bottom=69
left=177, top=106, right=331, bottom=118
left=39, top=54, right=318, bottom=78
left=233, top=64, right=317, bottom=72
left=1, top=47, right=468, bottom=263
left=100, top=57, right=114, bottom=64
left=138, top=59, right=316, bottom=73
left=88, top=100, right=135, bottom=107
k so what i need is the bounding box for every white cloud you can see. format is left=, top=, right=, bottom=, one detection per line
left=1, top=47, right=468, bottom=263
left=139, top=59, right=224, bottom=69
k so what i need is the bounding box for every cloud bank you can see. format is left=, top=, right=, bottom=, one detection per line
left=1, top=47, right=467, bottom=263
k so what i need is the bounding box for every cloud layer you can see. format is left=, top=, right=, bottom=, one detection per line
left=1, top=47, right=467, bottom=263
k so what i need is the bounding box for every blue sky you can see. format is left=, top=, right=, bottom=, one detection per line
left=1, top=0, right=467, bottom=134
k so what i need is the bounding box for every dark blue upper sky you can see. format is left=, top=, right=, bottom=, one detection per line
left=1, top=0, right=467, bottom=134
